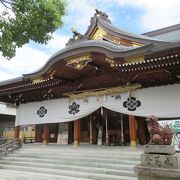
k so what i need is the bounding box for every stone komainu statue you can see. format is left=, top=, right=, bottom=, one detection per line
left=146, top=116, right=173, bottom=145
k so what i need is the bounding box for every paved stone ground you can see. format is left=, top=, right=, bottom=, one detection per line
left=0, top=144, right=143, bottom=180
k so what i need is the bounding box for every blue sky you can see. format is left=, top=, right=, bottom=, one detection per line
left=0, top=0, right=180, bottom=81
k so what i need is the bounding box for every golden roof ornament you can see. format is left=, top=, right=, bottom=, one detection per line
left=66, top=27, right=88, bottom=46
left=71, top=27, right=76, bottom=33
left=94, top=9, right=111, bottom=23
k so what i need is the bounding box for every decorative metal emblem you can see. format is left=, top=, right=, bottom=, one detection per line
left=66, top=55, right=92, bottom=70
left=37, top=106, right=47, bottom=117
left=123, top=97, right=141, bottom=111
left=68, top=102, right=80, bottom=115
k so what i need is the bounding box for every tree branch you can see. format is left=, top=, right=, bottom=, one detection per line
left=0, top=0, right=12, bottom=10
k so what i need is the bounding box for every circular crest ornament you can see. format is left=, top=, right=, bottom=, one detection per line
left=37, top=106, right=47, bottom=117
left=123, top=97, right=141, bottom=111
left=68, top=102, right=80, bottom=115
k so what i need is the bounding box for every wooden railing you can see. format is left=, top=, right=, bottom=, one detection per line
left=0, top=138, right=22, bottom=158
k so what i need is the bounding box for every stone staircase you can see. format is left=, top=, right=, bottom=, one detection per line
left=0, top=144, right=142, bottom=180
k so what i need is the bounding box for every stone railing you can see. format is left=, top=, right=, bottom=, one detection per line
left=0, top=138, right=22, bottom=158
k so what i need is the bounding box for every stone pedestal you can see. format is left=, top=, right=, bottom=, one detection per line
left=144, top=144, right=175, bottom=154
left=135, top=145, right=180, bottom=180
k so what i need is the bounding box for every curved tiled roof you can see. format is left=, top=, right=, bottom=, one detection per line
left=0, top=76, right=24, bottom=86
left=85, top=14, right=170, bottom=45
left=51, top=39, right=137, bottom=59
left=23, top=39, right=154, bottom=78
left=98, top=18, right=167, bottom=42
left=0, top=10, right=176, bottom=86
left=22, top=11, right=170, bottom=79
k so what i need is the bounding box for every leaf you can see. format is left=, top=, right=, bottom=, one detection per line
left=0, top=0, right=67, bottom=59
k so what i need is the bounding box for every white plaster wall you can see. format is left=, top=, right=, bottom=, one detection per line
left=0, top=103, right=16, bottom=116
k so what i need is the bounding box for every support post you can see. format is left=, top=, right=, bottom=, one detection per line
left=90, top=115, right=93, bottom=144
left=129, top=115, right=137, bottom=148
left=120, top=114, right=124, bottom=145
left=74, top=120, right=80, bottom=145
left=105, top=110, right=109, bottom=145
left=43, top=124, right=49, bottom=145
left=14, top=126, right=20, bottom=138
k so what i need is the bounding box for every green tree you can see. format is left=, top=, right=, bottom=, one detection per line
left=0, top=0, right=67, bottom=59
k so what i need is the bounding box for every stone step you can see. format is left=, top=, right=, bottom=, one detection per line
left=18, top=146, right=142, bottom=155
left=4, top=155, right=139, bottom=166
left=8, top=152, right=140, bottom=162
left=0, top=164, right=137, bottom=180
left=1, top=157, right=135, bottom=171
left=0, top=160, right=136, bottom=177
left=9, top=154, right=140, bottom=163
left=0, top=169, right=89, bottom=180
left=13, top=151, right=140, bottom=160
left=18, top=146, right=141, bottom=151
left=0, top=144, right=141, bottom=180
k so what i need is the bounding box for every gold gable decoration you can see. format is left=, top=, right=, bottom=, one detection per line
left=64, top=83, right=141, bottom=100
left=47, top=68, right=56, bottom=79
left=32, top=77, right=44, bottom=84
left=105, top=56, right=115, bottom=67
left=132, top=42, right=144, bottom=47
left=66, top=54, right=92, bottom=70
left=90, top=27, right=107, bottom=40
left=89, top=25, right=145, bottom=48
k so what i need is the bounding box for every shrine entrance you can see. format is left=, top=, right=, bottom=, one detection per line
left=34, top=109, right=149, bottom=146
left=35, top=123, right=59, bottom=143
left=69, top=108, right=149, bottom=146
left=105, top=111, right=130, bottom=146
left=73, top=108, right=131, bottom=146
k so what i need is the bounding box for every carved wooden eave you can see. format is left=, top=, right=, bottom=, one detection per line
left=21, top=42, right=155, bottom=80
left=65, top=53, right=92, bottom=70
left=0, top=48, right=180, bottom=104
left=0, top=42, right=179, bottom=88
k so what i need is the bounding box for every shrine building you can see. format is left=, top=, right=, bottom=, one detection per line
left=0, top=10, right=180, bottom=147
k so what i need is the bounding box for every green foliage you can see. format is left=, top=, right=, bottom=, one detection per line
left=0, top=0, right=67, bottom=59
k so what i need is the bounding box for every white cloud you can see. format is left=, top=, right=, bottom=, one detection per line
left=66, top=0, right=116, bottom=33
left=46, top=33, right=69, bottom=53
left=0, top=33, right=69, bottom=82
left=67, top=0, right=180, bottom=32
left=0, top=45, right=49, bottom=81
left=140, top=0, right=180, bottom=30
left=66, top=0, right=95, bottom=33
left=112, top=0, right=180, bottom=30
left=0, top=72, right=18, bottom=81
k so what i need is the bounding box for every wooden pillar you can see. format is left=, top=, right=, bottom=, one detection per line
left=105, top=111, right=109, bottom=145
left=120, top=114, right=124, bottom=145
left=90, top=116, right=93, bottom=144
left=43, top=124, right=49, bottom=145
left=14, top=126, right=20, bottom=138
left=91, top=116, right=97, bottom=144
left=129, top=115, right=137, bottom=148
left=74, top=120, right=80, bottom=145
